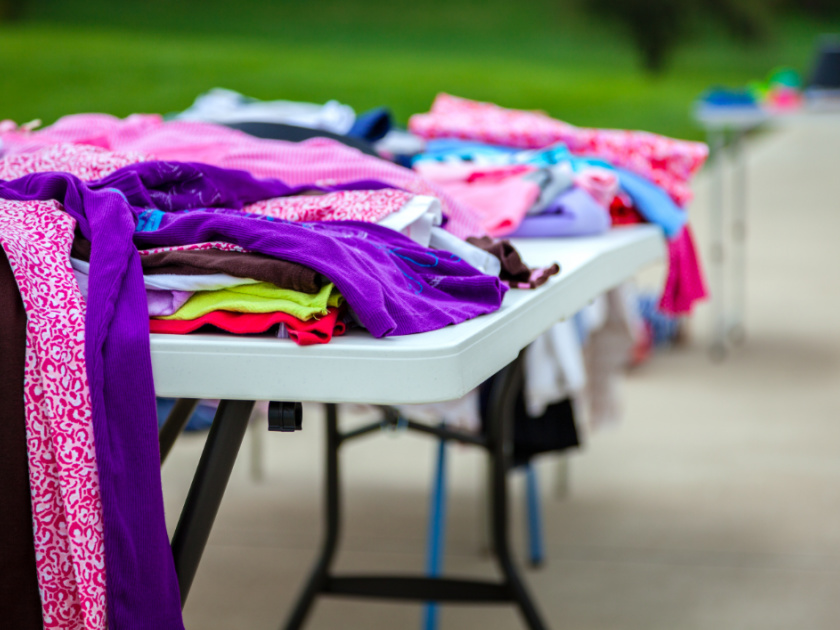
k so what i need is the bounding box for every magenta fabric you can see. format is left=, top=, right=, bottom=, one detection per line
left=659, top=225, right=708, bottom=315
left=408, top=93, right=708, bottom=207
left=0, top=114, right=486, bottom=237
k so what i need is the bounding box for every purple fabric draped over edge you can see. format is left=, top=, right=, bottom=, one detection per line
left=0, top=161, right=505, bottom=629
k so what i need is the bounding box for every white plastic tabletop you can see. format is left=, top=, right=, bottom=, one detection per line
left=693, top=101, right=840, bottom=132
left=693, top=105, right=772, bottom=131
left=150, top=225, right=664, bottom=404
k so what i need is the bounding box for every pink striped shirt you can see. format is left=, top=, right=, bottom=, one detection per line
left=0, top=114, right=485, bottom=237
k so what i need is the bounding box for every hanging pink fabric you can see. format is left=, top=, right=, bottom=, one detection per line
left=408, top=93, right=708, bottom=208
left=0, top=199, right=107, bottom=630
left=659, top=225, right=708, bottom=314
left=0, top=115, right=486, bottom=238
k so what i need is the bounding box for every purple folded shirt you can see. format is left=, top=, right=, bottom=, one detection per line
left=509, top=187, right=610, bottom=238
left=145, top=289, right=192, bottom=316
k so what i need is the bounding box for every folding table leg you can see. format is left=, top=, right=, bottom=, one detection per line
left=488, top=357, right=549, bottom=630
left=281, top=365, right=549, bottom=630
left=170, top=398, right=256, bottom=607
left=159, top=398, right=200, bottom=464
left=708, top=127, right=728, bottom=360
left=525, top=464, right=545, bottom=568
left=422, top=437, right=449, bottom=630
left=283, top=403, right=342, bottom=630
left=730, top=129, right=748, bottom=346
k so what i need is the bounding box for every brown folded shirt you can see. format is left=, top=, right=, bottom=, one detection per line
left=0, top=248, right=44, bottom=629
left=73, top=237, right=323, bottom=294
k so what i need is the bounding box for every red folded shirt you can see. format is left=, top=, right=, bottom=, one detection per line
left=149, top=307, right=346, bottom=345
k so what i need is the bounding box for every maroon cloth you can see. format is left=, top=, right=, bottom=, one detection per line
left=138, top=248, right=323, bottom=294
left=0, top=247, right=43, bottom=629
left=467, top=236, right=559, bottom=289
left=73, top=237, right=323, bottom=294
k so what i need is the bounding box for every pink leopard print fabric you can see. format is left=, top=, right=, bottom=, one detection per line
left=243, top=189, right=412, bottom=222
left=409, top=93, right=708, bottom=207
left=0, top=199, right=107, bottom=630
left=0, top=143, right=150, bottom=181
left=137, top=241, right=250, bottom=256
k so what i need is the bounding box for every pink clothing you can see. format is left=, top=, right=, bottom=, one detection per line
left=409, top=94, right=708, bottom=207
left=414, top=162, right=540, bottom=236
left=0, top=143, right=150, bottom=181
left=244, top=188, right=412, bottom=222
left=0, top=144, right=414, bottom=228
left=138, top=241, right=249, bottom=256
left=659, top=225, right=708, bottom=314
left=0, top=114, right=486, bottom=238
left=0, top=199, right=107, bottom=630
left=574, top=167, right=619, bottom=209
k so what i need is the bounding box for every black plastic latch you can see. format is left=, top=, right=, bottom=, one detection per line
left=268, top=401, right=303, bottom=432
left=379, top=406, right=408, bottom=434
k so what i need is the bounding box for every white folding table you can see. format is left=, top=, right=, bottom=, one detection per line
left=694, top=105, right=769, bottom=356
left=694, top=102, right=840, bottom=356
left=152, top=225, right=665, bottom=630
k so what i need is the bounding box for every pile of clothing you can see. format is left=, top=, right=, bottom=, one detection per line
left=0, top=91, right=707, bottom=630
left=408, top=94, right=709, bottom=315
left=697, top=67, right=803, bottom=113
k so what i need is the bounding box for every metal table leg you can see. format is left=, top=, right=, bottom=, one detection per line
left=170, top=399, right=256, bottom=606
left=159, top=398, right=200, bottom=464
left=282, top=358, right=549, bottom=630
left=422, top=437, right=449, bottom=630
left=282, top=403, right=342, bottom=630
left=487, top=357, right=549, bottom=630
left=525, top=464, right=545, bottom=568
left=709, top=128, right=728, bottom=360
left=730, top=129, right=748, bottom=345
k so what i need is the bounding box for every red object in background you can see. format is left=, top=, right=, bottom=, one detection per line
left=609, top=193, right=646, bottom=226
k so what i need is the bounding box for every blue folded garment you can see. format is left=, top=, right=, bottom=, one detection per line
left=699, top=88, right=759, bottom=108
left=347, top=107, right=393, bottom=142
left=615, top=168, right=685, bottom=238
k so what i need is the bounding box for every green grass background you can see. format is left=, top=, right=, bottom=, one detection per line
left=1, top=0, right=837, bottom=140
